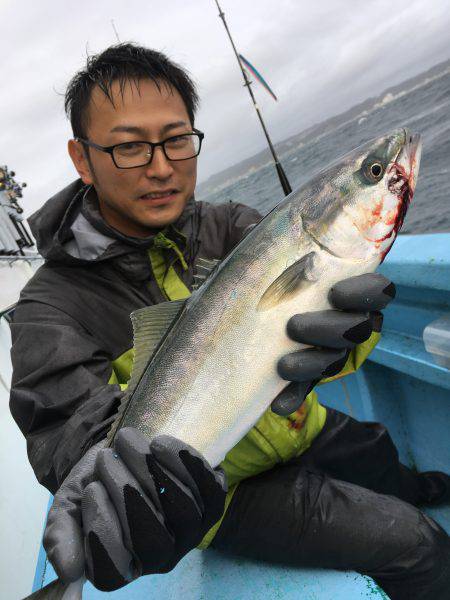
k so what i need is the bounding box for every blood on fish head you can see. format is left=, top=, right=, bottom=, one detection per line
left=378, top=132, right=421, bottom=260
left=300, top=128, right=421, bottom=265
left=344, top=128, right=421, bottom=262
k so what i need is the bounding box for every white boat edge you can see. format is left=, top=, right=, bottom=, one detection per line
left=0, top=261, right=49, bottom=600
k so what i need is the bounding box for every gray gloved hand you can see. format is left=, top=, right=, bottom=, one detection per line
left=270, top=273, right=395, bottom=415
left=43, top=428, right=226, bottom=592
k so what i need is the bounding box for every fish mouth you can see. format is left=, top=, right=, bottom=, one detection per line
left=387, top=130, right=421, bottom=233
left=376, top=129, right=421, bottom=262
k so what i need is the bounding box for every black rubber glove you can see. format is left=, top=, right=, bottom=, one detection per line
left=270, top=273, right=395, bottom=416
left=43, top=428, right=227, bottom=592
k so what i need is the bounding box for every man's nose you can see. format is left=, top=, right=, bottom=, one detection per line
left=145, top=146, right=174, bottom=179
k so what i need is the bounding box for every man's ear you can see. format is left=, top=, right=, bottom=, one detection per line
left=68, top=139, right=94, bottom=185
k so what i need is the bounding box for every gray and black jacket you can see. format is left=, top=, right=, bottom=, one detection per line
left=9, top=179, right=261, bottom=493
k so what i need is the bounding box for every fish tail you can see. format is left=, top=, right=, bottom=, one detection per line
left=22, top=577, right=84, bottom=600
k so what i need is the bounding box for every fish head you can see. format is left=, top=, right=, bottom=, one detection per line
left=301, top=128, right=421, bottom=264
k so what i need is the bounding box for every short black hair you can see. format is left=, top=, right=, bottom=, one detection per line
left=65, top=43, right=199, bottom=138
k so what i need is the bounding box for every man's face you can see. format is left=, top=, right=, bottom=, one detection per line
left=69, top=78, right=197, bottom=237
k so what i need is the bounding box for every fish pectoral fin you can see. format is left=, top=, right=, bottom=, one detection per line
left=127, top=300, right=186, bottom=395
left=257, top=251, right=317, bottom=312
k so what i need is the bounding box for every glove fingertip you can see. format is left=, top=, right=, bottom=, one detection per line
left=342, top=318, right=373, bottom=344
left=329, top=273, right=395, bottom=311
left=321, top=349, right=350, bottom=378
left=150, top=436, right=201, bottom=493
left=383, top=282, right=396, bottom=299
left=178, top=449, right=227, bottom=508
left=114, top=427, right=151, bottom=455
left=45, top=541, right=86, bottom=583
left=43, top=519, right=85, bottom=583
left=151, top=434, right=198, bottom=460
left=213, top=467, right=228, bottom=493
left=86, top=531, right=130, bottom=592
left=370, top=310, right=384, bottom=333
left=178, top=447, right=212, bottom=477
left=151, top=435, right=222, bottom=498
left=271, top=382, right=301, bottom=416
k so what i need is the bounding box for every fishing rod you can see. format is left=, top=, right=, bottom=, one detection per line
left=214, top=0, right=292, bottom=196
left=111, top=19, right=121, bottom=43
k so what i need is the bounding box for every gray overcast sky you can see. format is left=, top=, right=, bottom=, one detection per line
left=1, top=0, right=450, bottom=216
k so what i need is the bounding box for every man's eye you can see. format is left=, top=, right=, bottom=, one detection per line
left=165, top=135, right=189, bottom=148
left=116, top=142, right=145, bottom=155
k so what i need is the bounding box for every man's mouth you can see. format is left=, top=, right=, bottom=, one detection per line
left=140, top=189, right=178, bottom=200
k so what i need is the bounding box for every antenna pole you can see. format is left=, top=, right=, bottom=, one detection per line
left=214, top=0, right=292, bottom=196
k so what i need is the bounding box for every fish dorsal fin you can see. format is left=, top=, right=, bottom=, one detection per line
left=257, top=252, right=317, bottom=312
left=192, top=257, right=221, bottom=290
left=127, top=300, right=186, bottom=395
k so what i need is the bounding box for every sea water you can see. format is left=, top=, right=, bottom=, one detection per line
left=199, top=66, right=450, bottom=234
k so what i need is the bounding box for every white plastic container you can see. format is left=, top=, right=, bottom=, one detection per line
left=423, top=315, right=450, bottom=369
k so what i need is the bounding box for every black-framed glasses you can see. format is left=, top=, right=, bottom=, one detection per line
left=75, top=129, right=204, bottom=169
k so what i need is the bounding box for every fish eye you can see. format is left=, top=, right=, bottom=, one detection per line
left=370, top=162, right=383, bottom=179
left=361, top=158, right=385, bottom=184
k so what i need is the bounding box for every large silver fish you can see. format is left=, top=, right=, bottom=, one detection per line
left=26, top=127, right=421, bottom=599
left=108, top=127, right=421, bottom=465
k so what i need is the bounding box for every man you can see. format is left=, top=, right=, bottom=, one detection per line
left=10, top=43, right=450, bottom=599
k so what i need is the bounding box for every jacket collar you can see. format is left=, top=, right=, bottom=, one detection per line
left=28, top=179, right=196, bottom=264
